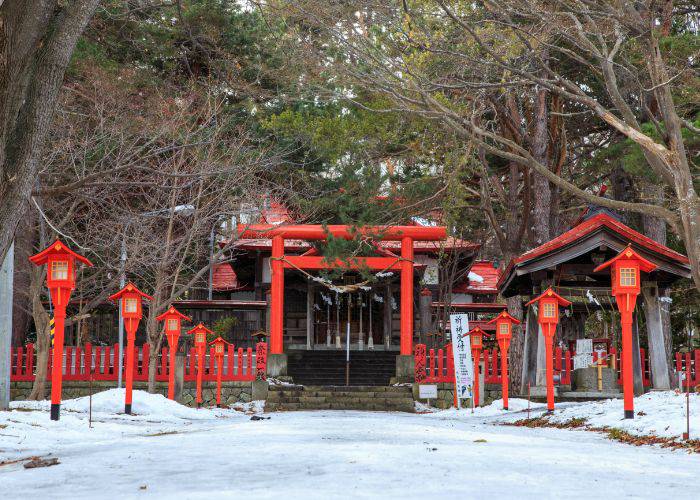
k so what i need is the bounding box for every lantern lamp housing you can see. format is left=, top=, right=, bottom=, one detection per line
left=487, top=311, right=521, bottom=343
left=29, top=240, right=93, bottom=304
left=525, top=288, right=571, bottom=326
left=209, top=336, right=232, bottom=356
left=593, top=245, right=657, bottom=297
left=157, top=306, right=192, bottom=335
left=109, top=282, right=153, bottom=321
left=464, top=327, right=490, bottom=350
left=188, top=323, right=214, bottom=347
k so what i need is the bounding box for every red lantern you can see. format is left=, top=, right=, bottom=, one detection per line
left=208, top=336, right=233, bottom=407
left=594, top=245, right=657, bottom=419
left=29, top=239, right=93, bottom=421
left=156, top=306, right=191, bottom=400
left=487, top=311, right=521, bottom=410
left=109, top=282, right=153, bottom=414
left=463, top=327, right=491, bottom=408
left=525, top=288, right=571, bottom=412
left=187, top=323, right=213, bottom=407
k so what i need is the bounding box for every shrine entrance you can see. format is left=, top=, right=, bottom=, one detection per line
left=311, top=287, right=390, bottom=350
left=238, top=225, right=447, bottom=363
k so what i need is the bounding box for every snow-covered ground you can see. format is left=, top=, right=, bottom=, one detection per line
left=1, top=390, right=698, bottom=499
left=546, top=390, right=699, bottom=438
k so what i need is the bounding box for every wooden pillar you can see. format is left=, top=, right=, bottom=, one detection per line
left=306, top=282, right=314, bottom=350
left=631, top=312, right=644, bottom=396
left=383, top=284, right=392, bottom=348
left=265, top=288, right=271, bottom=333
left=400, top=236, right=414, bottom=355
left=270, top=235, right=284, bottom=354
left=419, top=288, right=432, bottom=346
left=520, top=304, right=541, bottom=393
left=642, top=283, right=671, bottom=389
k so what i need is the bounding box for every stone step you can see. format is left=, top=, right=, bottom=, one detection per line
left=268, top=394, right=414, bottom=402
left=270, top=385, right=411, bottom=392
left=265, top=401, right=415, bottom=412
left=265, top=383, right=414, bottom=412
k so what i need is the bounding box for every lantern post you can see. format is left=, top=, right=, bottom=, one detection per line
left=209, top=336, right=232, bottom=407
left=594, top=245, right=657, bottom=419
left=463, top=327, right=491, bottom=407
left=487, top=311, right=521, bottom=410
left=29, top=240, right=93, bottom=421
left=188, top=323, right=213, bottom=407
left=109, top=282, right=153, bottom=414
left=156, top=306, right=191, bottom=400
left=525, top=288, right=572, bottom=413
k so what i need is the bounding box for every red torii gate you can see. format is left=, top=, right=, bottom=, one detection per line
left=238, top=225, right=447, bottom=357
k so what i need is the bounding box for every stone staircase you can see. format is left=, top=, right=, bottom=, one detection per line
left=265, top=385, right=415, bottom=412
left=287, top=350, right=397, bottom=386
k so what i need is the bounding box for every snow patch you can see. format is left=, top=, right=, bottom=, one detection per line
left=12, top=389, right=218, bottom=421
left=546, top=391, right=698, bottom=439
left=468, top=271, right=484, bottom=283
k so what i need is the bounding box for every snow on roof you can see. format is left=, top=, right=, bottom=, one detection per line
left=453, top=260, right=500, bottom=294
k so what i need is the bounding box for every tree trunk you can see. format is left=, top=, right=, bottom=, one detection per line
left=530, top=88, right=551, bottom=246
left=641, top=184, right=673, bottom=388
left=506, top=295, right=524, bottom=394
left=28, top=268, right=50, bottom=400
left=0, top=1, right=101, bottom=263
left=146, top=308, right=161, bottom=393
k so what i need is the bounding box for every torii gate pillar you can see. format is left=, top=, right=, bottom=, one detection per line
left=268, top=235, right=287, bottom=377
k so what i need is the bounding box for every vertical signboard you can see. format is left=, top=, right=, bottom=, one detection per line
left=450, top=313, right=474, bottom=408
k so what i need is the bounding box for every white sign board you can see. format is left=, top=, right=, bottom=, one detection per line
left=576, top=339, right=593, bottom=355
left=449, top=313, right=474, bottom=406
left=573, top=354, right=593, bottom=370
left=418, top=384, right=438, bottom=399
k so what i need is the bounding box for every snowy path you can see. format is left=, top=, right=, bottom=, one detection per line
left=1, top=393, right=698, bottom=499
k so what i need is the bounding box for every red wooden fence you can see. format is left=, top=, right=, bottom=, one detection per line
left=414, top=343, right=683, bottom=388
left=10, top=342, right=268, bottom=383
left=675, top=349, right=700, bottom=388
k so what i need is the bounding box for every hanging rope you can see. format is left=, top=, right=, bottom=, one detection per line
left=269, top=255, right=408, bottom=294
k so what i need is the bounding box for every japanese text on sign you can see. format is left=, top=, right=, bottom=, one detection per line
left=449, top=313, right=474, bottom=405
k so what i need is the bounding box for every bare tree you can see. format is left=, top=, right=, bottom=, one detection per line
left=20, top=76, right=275, bottom=397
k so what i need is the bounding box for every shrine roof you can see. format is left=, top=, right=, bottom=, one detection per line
left=499, top=212, right=691, bottom=297
left=515, top=213, right=688, bottom=265
left=211, top=262, right=244, bottom=292
left=453, top=260, right=500, bottom=294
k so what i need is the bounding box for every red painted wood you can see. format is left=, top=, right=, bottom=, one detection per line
left=239, top=224, right=447, bottom=241
left=283, top=256, right=403, bottom=271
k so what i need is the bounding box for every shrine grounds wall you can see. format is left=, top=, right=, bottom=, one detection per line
left=10, top=381, right=255, bottom=408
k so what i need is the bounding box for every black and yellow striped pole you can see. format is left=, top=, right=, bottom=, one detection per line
left=49, top=317, right=55, bottom=348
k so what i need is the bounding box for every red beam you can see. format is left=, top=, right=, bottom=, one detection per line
left=238, top=224, right=447, bottom=241
left=282, top=256, right=403, bottom=270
